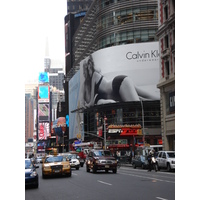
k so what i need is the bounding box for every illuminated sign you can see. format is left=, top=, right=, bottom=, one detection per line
left=38, top=122, right=50, bottom=140
left=38, top=85, right=50, bottom=103
left=39, top=72, right=49, bottom=83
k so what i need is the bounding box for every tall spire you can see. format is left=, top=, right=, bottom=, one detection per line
left=45, top=37, right=50, bottom=58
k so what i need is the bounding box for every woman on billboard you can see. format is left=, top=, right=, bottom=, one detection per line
left=83, top=55, right=140, bottom=108
left=82, top=54, right=158, bottom=108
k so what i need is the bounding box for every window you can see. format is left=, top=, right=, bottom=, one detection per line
left=164, top=35, right=169, bottom=48
left=165, top=60, right=170, bottom=77
left=162, top=153, right=166, bottom=159
left=164, top=5, right=168, bottom=20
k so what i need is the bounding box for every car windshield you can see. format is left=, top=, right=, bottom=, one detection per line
left=67, top=154, right=77, bottom=159
left=167, top=152, right=175, bottom=158
left=25, top=160, right=33, bottom=169
left=45, top=156, right=64, bottom=163
left=94, top=150, right=111, bottom=157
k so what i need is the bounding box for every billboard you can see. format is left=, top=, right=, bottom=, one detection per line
left=39, top=72, right=49, bottom=83
left=38, top=122, right=50, bottom=140
left=69, top=42, right=160, bottom=139
left=38, top=103, right=49, bottom=121
left=38, top=85, right=50, bottom=103
left=69, top=70, right=83, bottom=140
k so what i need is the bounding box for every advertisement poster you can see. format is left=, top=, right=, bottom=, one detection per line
left=69, top=42, right=160, bottom=140
left=38, top=103, right=49, bottom=121
left=38, top=122, right=50, bottom=140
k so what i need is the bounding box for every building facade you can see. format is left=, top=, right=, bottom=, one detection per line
left=25, top=93, right=35, bottom=143
left=65, top=0, right=162, bottom=153
left=67, top=0, right=94, bottom=13
left=156, top=0, right=175, bottom=151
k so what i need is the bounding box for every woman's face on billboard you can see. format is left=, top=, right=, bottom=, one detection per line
left=88, top=60, right=93, bottom=77
left=83, top=61, right=88, bottom=79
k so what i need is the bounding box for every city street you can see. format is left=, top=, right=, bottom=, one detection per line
left=25, top=164, right=175, bottom=200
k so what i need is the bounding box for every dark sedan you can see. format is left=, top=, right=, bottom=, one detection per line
left=25, top=159, right=39, bottom=188
left=132, top=155, right=148, bottom=169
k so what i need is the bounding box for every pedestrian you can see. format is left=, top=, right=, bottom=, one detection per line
left=147, top=150, right=152, bottom=171
left=147, top=149, right=156, bottom=172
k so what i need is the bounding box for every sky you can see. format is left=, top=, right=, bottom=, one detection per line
left=1, top=0, right=67, bottom=83
left=24, top=0, right=67, bottom=83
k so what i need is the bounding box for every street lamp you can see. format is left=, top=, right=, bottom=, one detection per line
left=80, top=121, right=84, bottom=141
left=62, top=131, right=65, bottom=153
left=140, top=99, right=145, bottom=146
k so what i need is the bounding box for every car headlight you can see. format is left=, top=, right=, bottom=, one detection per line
left=43, top=165, right=51, bottom=170
left=63, top=164, right=70, bottom=168
left=95, top=160, right=100, bottom=164
left=30, top=171, right=38, bottom=177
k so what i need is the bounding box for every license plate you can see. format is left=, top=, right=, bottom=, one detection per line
left=55, top=170, right=60, bottom=173
left=105, top=165, right=109, bottom=168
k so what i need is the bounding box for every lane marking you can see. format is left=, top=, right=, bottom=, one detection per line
left=156, top=197, right=168, bottom=200
left=118, top=172, right=175, bottom=183
left=97, top=180, right=112, bottom=186
left=121, top=167, right=175, bottom=176
left=72, top=173, right=78, bottom=176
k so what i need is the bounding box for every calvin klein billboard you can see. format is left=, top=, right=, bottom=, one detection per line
left=69, top=42, right=160, bottom=139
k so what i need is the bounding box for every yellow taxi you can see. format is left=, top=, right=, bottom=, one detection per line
left=42, top=149, right=71, bottom=178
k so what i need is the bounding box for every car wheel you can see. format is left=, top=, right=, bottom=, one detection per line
left=141, top=164, right=144, bottom=169
left=86, top=165, right=90, bottom=172
left=156, top=163, right=160, bottom=171
left=167, top=163, right=171, bottom=172
left=42, top=172, right=46, bottom=179
left=132, top=163, right=136, bottom=169
left=68, top=171, right=72, bottom=177
left=93, top=166, right=96, bottom=173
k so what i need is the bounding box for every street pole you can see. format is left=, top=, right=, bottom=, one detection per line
left=140, top=100, right=145, bottom=147
left=104, top=116, right=107, bottom=150
left=63, top=131, right=64, bottom=153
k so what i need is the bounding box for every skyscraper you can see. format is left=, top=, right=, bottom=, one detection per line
left=67, top=0, right=94, bottom=13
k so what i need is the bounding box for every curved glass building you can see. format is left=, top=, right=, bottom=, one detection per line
left=65, top=0, right=161, bottom=153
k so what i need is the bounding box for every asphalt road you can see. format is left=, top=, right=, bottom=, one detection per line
left=25, top=164, right=175, bottom=200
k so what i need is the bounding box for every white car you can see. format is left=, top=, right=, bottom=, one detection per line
left=66, top=153, right=80, bottom=170
left=156, top=151, right=175, bottom=171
